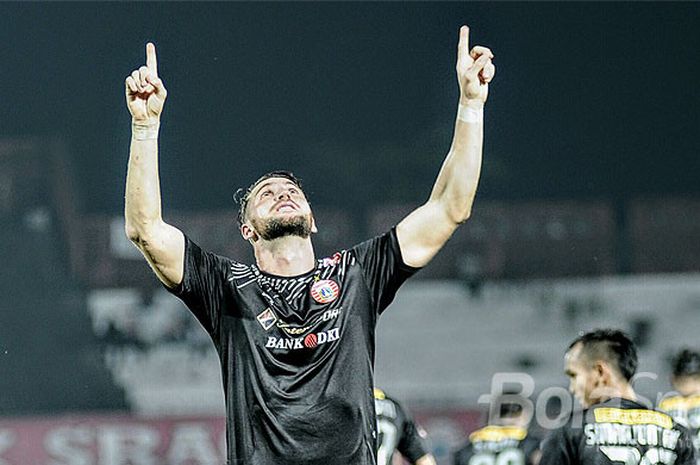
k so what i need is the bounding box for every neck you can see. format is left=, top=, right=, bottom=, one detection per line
left=253, top=235, right=316, bottom=277
left=598, top=382, right=638, bottom=405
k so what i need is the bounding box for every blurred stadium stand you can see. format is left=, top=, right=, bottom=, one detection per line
left=2, top=136, right=699, bottom=463
left=0, top=138, right=126, bottom=415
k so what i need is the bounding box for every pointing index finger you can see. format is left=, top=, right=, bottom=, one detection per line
left=458, top=25, right=470, bottom=62
left=146, top=42, right=158, bottom=75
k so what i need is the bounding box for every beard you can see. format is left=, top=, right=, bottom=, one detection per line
left=252, top=214, right=313, bottom=241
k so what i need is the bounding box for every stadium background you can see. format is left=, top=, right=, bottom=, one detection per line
left=0, top=2, right=698, bottom=464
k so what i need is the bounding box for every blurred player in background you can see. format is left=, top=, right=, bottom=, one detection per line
left=659, top=349, right=700, bottom=464
left=453, top=393, right=541, bottom=465
left=540, top=329, right=695, bottom=465
left=374, top=388, right=437, bottom=465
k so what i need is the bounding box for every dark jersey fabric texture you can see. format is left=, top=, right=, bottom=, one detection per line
left=452, top=424, right=541, bottom=465
left=167, top=229, right=418, bottom=465
left=540, top=397, right=696, bottom=465
left=374, top=388, right=431, bottom=465
left=659, top=394, right=700, bottom=465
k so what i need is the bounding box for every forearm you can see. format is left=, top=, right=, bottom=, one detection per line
left=428, top=100, right=484, bottom=224
left=124, top=122, right=164, bottom=241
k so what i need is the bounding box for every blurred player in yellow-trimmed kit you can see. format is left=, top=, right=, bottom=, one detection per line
left=453, top=393, right=541, bottom=465
left=374, top=388, right=436, bottom=465
left=659, top=349, right=700, bottom=465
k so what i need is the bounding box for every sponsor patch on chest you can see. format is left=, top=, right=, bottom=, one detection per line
left=265, top=327, right=341, bottom=351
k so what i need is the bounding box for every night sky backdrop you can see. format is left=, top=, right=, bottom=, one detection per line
left=1, top=2, right=698, bottom=215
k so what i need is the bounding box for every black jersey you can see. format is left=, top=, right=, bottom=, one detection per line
left=167, top=229, right=418, bottom=465
left=453, top=425, right=540, bottom=465
left=374, top=388, right=431, bottom=465
left=540, top=397, right=696, bottom=465
left=659, top=395, right=700, bottom=465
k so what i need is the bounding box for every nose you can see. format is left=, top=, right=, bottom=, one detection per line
left=277, top=190, right=290, bottom=201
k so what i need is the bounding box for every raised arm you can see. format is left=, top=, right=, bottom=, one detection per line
left=124, top=43, right=185, bottom=288
left=396, top=26, right=495, bottom=268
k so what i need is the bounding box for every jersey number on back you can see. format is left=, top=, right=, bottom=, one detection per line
left=468, top=448, right=524, bottom=465
left=600, top=446, right=677, bottom=465
left=377, top=418, right=399, bottom=465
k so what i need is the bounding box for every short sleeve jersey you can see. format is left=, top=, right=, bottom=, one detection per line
left=659, top=395, right=700, bottom=465
left=453, top=425, right=541, bottom=465
left=167, top=229, right=418, bottom=465
left=540, top=398, right=696, bottom=465
left=374, top=388, right=431, bottom=465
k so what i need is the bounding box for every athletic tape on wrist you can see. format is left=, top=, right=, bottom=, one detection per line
left=132, top=122, right=160, bottom=141
left=457, top=104, right=484, bottom=124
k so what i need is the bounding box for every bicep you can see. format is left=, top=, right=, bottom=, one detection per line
left=396, top=200, right=459, bottom=268
left=131, top=220, right=185, bottom=288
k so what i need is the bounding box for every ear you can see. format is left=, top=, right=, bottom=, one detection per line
left=595, top=361, right=612, bottom=386
left=310, top=215, right=318, bottom=234
left=240, top=223, right=258, bottom=242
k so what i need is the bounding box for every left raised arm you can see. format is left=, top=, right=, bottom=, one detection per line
left=397, top=25, right=495, bottom=268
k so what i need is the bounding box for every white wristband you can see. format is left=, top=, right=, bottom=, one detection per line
left=457, top=104, right=484, bottom=124
left=132, top=121, right=160, bottom=141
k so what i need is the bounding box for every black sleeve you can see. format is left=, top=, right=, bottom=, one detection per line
left=351, top=228, right=420, bottom=314
left=396, top=415, right=430, bottom=462
left=522, top=435, right=542, bottom=465
left=675, top=425, right=697, bottom=465
left=164, top=235, right=231, bottom=338
left=539, top=427, right=576, bottom=465
left=452, top=443, right=473, bottom=465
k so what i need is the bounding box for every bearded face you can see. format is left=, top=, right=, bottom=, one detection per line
left=241, top=177, right=316, bottom=242
left=250, top=213, right=313, bottom=241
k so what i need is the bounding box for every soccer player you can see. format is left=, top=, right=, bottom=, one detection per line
left=540, top=329, right=696, bottom=465
left=453, top=394, right=541, bottom=465
left=659, top=349, right=700, bottom=464
left=374, top=387, right=437, bottom=465
left=123, top=26, right=495, bottom=464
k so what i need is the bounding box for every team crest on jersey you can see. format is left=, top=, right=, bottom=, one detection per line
left=310, top=279, right=340, bottom=304
left=256, top=308, right=277, bottom=331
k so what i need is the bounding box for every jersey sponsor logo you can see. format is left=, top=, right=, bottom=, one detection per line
left=256, top=308, right=277, bottom=331
left=275, top=308, right=343, bottom=336
left=469, top=426, right=528, bottom=443
left=594, top=408, right=673, bottom=429
left=310, top=279, right=340, bottom=304
left=265, top=327, right=341, bottom=351
left=276, top=323, right=314, bottom=336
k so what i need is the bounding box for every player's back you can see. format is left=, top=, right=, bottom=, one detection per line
left=453, top=424, right=540, bottom=465
left=374, top=388, right=432, bottom=465
left=540, top=397, right=696, bottom=465
left=659, top=394, right=700, bottom=465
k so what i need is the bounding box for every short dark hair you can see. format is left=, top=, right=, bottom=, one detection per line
left=671, top=349, right=700, bottom=379
left=234, top=170, right=304, bottom=225
left=568, top=329, right=638, bottom=381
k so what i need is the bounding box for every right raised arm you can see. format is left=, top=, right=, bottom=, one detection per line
left=124, top=42, right=185, bottom=288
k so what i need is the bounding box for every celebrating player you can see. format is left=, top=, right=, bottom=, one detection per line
left=124, top=26, right=494, bottom=464
left=540, top=329, right=695, bottom=465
